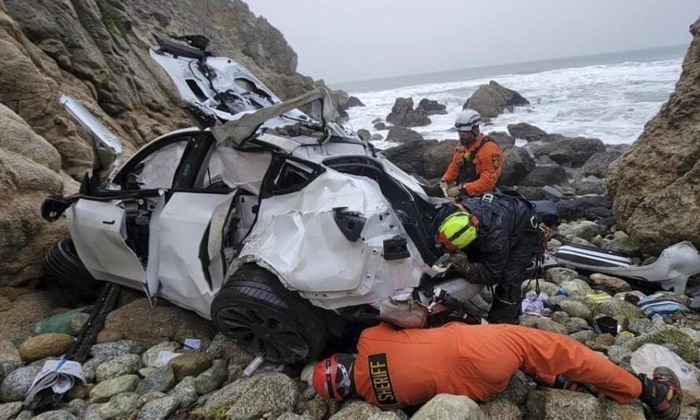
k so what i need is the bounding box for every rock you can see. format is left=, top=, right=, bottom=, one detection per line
left=564, top=318, right=590, bottom=334
left=481, top=400, right=521, bottom=420
left=96, top=330, right=126, bottom=344
left=560, top=280, right=593, bottom=297
left=205, top=373, right=299, bottom=419
left=279, top=414, right=314, bottom=420
left=90, top=340, right=142, bottom=360
left=82, top=357, right=106, bottom=384
left=195, top=360, right=227, bottom=395
left=607, top=346, right=632, bottom=366
left=416, top=98, right=447, bottom=116
left=0, top=402, right=22, bottom=420
left=411, top=394, right=485, bottom=420
left=168, top=376, right=197, bottom=407
left=136, top=366, right=176, bottom=395
left=599, top=300, right=642, bottom=319
left=519, top=164, right=568, bottom=187
left=575, top=176, right=605, bottom=195
left=556, top=195, right=612, bottom=222
left=545, top=268, right=579, bottom=285
left=535, top=318, right=568, bottom=335
left=370, top=134, right=384, bottom=141
left=0, top=364, right=41, bottom=402
left=589, top=274, right=631, bottom=293
left=558, top=220, right=608, bottom=242
left=66, top=384, right=93, bottom=401
left=625, top=326, right=698, bottom=363
left=386, top=98, right=431, bottom=127
left=90, top=375, right=140, bottom=403
left=374, top=122, right=387, bottom=130
left=34, top=310, right=89, bottom=336
left=570, top=330, right=596, bottom=343
left=104, top=299, right=215, bottom=348
left=526, top=389, right=602, bottom=420
left=357, top=129, right=371, bottom=141
left=386, top=126, right=425, bottom=144
left=522, top=281, right=559, bottom=297
left=495, top=371, right=534, bottom=406
left=0, top=354, right=21, bottom=385
left=137, top=391, right=167, bottom=408
left=18, top=333, right=74, bottom=362
left=487, top=131, right=516, bottom=148
left=598, top=231, right=641, bottom=257
left=96, top=354, right=141, bottom=382
left=169, top=352, right=212, bottom=382
left=99, top=392, right=139, bottom=419
left=532, top=137, right=607, bottom=167
left=551, top=311, right=569, bottom=324
left=464, top=81, right=529, bottom=120
left=600, top=398, right=645, bottom=420
left=142, top=342, right=180, bottom=368
left=137, top=396, right=179, bottom=420
left=329, top=400, right=380, bottom=420
left=559, top=301, right=592, bottom=320
left=507, top=123, right=548, bottom=142
left=498, top=146, right=536, bottom=186
left=627, top=318, right=652, bottom=335
left=65, top=399, right=88, bottom=418
left=606, top=17, right=700, bottom=254
left=33, top=410, right=76, bottom=420
left=206, top=333, right=228, bottom=360
left=583, top=151, right=622, bottom=179
left=595, top=333, right=616, bottom=346
left=346, top=96, right=365, bottom=108
left=382, top=139, right=456, bottom=179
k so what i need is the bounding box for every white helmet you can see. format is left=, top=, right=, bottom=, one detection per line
left=455, top=109, right=481, bottom=132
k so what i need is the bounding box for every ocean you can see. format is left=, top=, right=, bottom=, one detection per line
left=336, top=45, right=686, bottom=147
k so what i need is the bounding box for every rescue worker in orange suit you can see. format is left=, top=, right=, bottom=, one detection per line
left=441, top=109, right=503, bottom=198
left=431, top=193, right=540, bottom=323
left=311, top=322, right=682, bottom=420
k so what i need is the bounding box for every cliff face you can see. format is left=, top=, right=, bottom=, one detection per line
left=606, top=16, right=700, bottom=254
left=0, top=0, right=318, bottom=286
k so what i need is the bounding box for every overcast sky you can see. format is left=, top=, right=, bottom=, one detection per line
left=245, top=0, right=699, bottom=83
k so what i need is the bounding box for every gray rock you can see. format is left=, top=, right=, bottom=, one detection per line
left=168, top=352, right=212, bottom=381
left=583, top=150, right=622, bottom=179
left=142, top=342, right=180, bottom=368
left=82, top=357, right=106, bottom=383
left=575, top=176, right=605, bottom=195
left=558, top=220, right=608, bottom=242
left=357, top=129, right=371, bottom=141
left=498, top=146, right=536, bottom=186
left=168, top=376, right=197, bottom=407
left=564, top=318, right=591, bottom=334
left=560, top=280, right=593, bottom=297
left=195, top=359, right=227, bottom=395
left=370, top=133, right=384, bottom=141
left=551, top=311, right=569, bottom=325
left=627, top=318, right=652, bottom=335
left=481, top=399, right=521, bottom=420
left=599, top=231, right=641, bottom=257
left=519, top=164, right=568, bottom=187
left=83, top=404, right=102, bottom=420
left=487, top=131, right=515, bottom=148
left=625, top=326, right=698, bottom=363
left=600, top=398, right=645, bottom=420
left=279, top=414, right=314, bottom=420
left=0, top=402, right=22, bottom=420
left=556, top=195, right=612, bottom=222
left=607, top=346, right=632, bottom=366
left=99, top=392, right=139, bottom=419
left=90, top=341, right=142, bottom=360
left=412, top=394, right=485, bottom=420
left=570, top=330, right=596, bottom=343
left=545, top=268, right=578, bottom=285
left=589, top=273, right=631, bottom=293
left=90, top=375, right=140, bottom=403
left=494, top=371, right=534, bottom=406
left=0, top=365, right=42, bottom=402
left=464, top=81, right=529, bottom=120
left=33, top=410, right=76, bottom=420
left=521, top=281, right=559, bottom=297
left=526, top=389, right=602, bottom=420
left=386, top=126, right=424, bottom=144
left=96, top=354, right=141, bottom=382
left=416, top=98, right=447, bottom=116
left=599, top=300, right=642, bottom=319
left=136, top=366, right=176, bottom=395
left=205, top=373, right=299, bottom=420
left=136, top=391, right=166, bottom=408
left=386, top=98, right=431, bottom=127
left=535, top=318, right=568, bottom=335
left=206, top=334, right=228, bottom=360
left=137, top=396, right=179, bottom=420
left=368, top=412, right=405, bottom=420
left=347, top=96, right=365, bottom=108
left=65, top=399, right=88, bottom=418
left=374, top=122, right=387, bottom=130
left=0, top=353, right=22, bottom=385
left=507, top=122, right=548, bottom=142
left=330, top=400, right=380, bottom=420
left=13, top=411, right=33, bottom=420
left=559, top=300, right=592, bottom=320
left=532, top=137, right=607, bottom=167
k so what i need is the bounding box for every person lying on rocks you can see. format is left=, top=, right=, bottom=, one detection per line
left=431, top=192, right=543, bottom=323
left=440, top=109, right=504, bottom=198
left=309, top=322, right=682, bottom=420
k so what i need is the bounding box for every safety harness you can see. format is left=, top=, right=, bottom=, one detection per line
left=457, top=136, right=497, bottom=185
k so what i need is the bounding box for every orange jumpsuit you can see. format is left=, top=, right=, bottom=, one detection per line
left=442, top=134, right=503, bottom=196
left=353, top=323, right=642, bottom=409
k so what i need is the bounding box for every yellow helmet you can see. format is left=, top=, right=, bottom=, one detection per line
left=436, top=211, right=478, bottom=252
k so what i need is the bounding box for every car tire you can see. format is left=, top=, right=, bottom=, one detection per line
left=44, top=239, right=101, bottom=304
left=211, top=265, right=328, bottom=364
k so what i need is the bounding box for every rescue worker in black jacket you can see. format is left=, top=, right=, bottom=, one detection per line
left=432, top=193, right=542, bottom=323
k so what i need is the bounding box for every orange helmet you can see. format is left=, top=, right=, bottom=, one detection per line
left=312, top=354, right=355, bottom=401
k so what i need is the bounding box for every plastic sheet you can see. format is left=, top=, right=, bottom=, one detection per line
left=631, top=344, right=700, bottom=405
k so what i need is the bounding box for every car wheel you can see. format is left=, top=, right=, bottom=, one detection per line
left=44, top=239, right=101, bottom=304
left=211, top=265, right=328, bottom=364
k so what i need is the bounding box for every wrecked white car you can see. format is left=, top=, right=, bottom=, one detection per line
left=42, top=36, right=476, bottom=363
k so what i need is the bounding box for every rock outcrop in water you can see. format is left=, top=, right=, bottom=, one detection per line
left=0, top=0, right=324, bottom=286
left=606, top=16, right=700, bottom=254
left=386, top=97, right=431, bottom=127
left=464, top=80, right=529, bottom=120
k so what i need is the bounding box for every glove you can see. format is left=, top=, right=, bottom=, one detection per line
left=448, top=252, right=472, bottom=276
left=447, top=186, right=462, bottom=198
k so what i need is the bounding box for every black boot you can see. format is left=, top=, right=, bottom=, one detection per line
left=639, top=367, right=682, bottom=420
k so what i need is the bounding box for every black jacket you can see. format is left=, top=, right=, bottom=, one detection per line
left=432, top=194, right=537, bottom=286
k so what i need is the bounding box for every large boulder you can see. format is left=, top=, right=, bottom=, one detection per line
left=411, top=394, right=486, bottom=420
left=531, top=137, right=607, bottom=167
left=386, top=97, right=431, bottom=127
left=606, top=17, right=700, bottom=254
left=416, top=98, right=448, bottom=116
left=486, top=131, right=516, bottom=148
left=498, top=146, right=536, bottom=186
left=382, top=140, right=457, bottom=181
left=464, top=81, right=529, bottom=120
left=385, top=126, right=424, bottom=144
left=345, top=96, right=365, bottom=108
left=526, top=389, right=603, bottom=420
left=556, top=195, right=612, bottom=221
left=507, top=122, right=548, bottom=142
left=583, top=150, right=622, bottom=178
left=519, top=164, right=568, bottom=187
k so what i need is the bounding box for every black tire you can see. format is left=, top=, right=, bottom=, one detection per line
left=44, top=239, right=101, bottom=304
left=211, top=265, right=328, bottom=364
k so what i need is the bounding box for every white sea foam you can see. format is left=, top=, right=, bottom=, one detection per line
left=345, top=58, right=682, bottom=148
